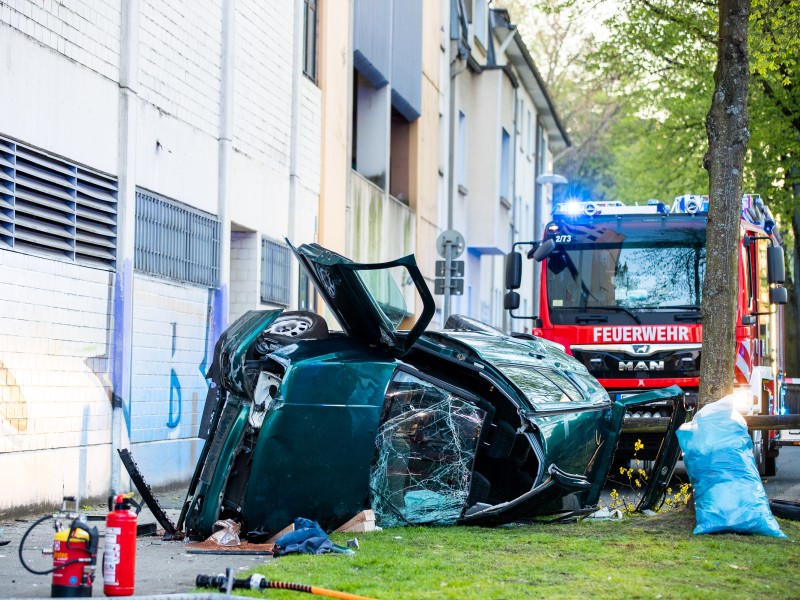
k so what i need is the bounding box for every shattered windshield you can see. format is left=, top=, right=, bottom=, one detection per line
left=545, top=218, right=706, bottom=325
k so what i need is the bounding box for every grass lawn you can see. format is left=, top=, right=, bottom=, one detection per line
left=232, top=508, right=800, bottom=599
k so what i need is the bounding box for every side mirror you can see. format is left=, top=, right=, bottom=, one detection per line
left=505, top=252, right=522, bottom=290
left=770, top=286, right=788, bottom=305
left=504, top=291, right=520, bottom=310
left=767, top=245, right=785, bottom=284
left=741, top=314, right=756, bottom=326
left=533, top=239, right=556, bottom=262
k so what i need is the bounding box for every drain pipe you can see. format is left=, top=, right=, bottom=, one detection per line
left=215, top=0, right=235, bottom=340
left=288, top=0, right=304, bottom=304
left=111, top=0, right=140, bottom=495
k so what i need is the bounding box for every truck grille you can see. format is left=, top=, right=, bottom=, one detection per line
left=572, top=348, right=700, bottom=379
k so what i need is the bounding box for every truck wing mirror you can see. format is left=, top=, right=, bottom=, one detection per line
left=504, top=291, right=520, bottom=310
left=505, top=252, right=522, bottom=290
left=767, top=245, right=785, bottom=284
left=770, top=286, right=787, bottom=305
left=741, top=314, right=756, bottom=326
left=533, top=239, right=556, bottom=262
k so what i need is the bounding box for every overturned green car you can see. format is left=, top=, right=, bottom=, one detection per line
left=175, top=242, right=686, bottom=540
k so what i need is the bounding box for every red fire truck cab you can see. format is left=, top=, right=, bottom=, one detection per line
left=505, top=194, right=788, bottom=474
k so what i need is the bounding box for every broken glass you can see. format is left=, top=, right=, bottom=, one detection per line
left=369, top=371, right=487, bottom=526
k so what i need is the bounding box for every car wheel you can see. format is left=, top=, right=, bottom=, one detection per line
left=264, top=311, right=329, bottom=340
left=769, top=499, right=800, bottom=521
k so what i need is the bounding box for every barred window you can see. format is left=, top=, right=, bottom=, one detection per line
left=134, top=189, right=220, bottom=287
left=261, top=238, right=291, bottom=306
left=0, top=135, right=118, bottom=269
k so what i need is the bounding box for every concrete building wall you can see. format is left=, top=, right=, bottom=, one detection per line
left=0, top=0, right=321, bottom=510
left=0, top=22, right=119, bottom=173
left=138, top=0, right=222, bottom=137
left=0, top=249, right=113, bottom=510
left=317, top=0, right=351, bottom=255
left=411, top=0, right=444, bottom=315
left=128, top=276, right=211, bottom=484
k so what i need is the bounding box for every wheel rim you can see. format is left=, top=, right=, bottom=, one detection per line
left=752, top=430, right=764, bottom=469
left=266, top=316, right=312, bottom=337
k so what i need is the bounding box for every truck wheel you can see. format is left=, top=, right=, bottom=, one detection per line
left=769, top=499, right=800, bottom=521
left=764, top=442, right=778, bottom=477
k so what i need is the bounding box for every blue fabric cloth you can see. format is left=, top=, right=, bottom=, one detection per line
left=676, top=395, right=785, bottom=538
left=273, top=518, right=333, bottom=556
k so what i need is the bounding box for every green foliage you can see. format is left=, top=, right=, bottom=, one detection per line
left=232, top=514, right=800, bottom=599
left=501, top=1, right=799, bottom=210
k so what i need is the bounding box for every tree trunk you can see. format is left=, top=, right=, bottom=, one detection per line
left=699, top=0, right=751, bottom=409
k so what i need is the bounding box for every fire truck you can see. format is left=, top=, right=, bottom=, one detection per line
left=504, top=194, right=788, bottom=475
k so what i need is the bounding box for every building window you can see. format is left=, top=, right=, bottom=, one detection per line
left=390, top=107, right=411, bottom=204
left=500, top=128, right=511, bottom=202
left=134, top=189, right=220, bottom=287
left=457, top=111, right=467, bottom=188
left=303, top=0, right=318, bottom=81
left=526, top=110, right=532, bottom=158
left=0, top=135, right=118, bottom=269
left=473, top=0, right=487, bottom=47
left=261, top=238, right=291, bottom=306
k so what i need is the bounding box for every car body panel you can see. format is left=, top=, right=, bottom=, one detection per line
left=169, top=244, right=687, bottom=539
left=242, top=351, right=397, bottom=535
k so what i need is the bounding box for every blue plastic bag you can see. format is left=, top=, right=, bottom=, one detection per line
left=676, top=395, right=785, bottom=537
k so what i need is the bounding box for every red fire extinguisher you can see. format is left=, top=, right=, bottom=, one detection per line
left=51, top=521, right=99, bottom=597
left=102, top=495, right=139, bottom=596
left=18, top=496, right=98, bottom=598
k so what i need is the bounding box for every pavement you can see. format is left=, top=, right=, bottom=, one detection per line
left=1, top=447, right=798, bottom=598
left=0, top=489, right=273, bottom=598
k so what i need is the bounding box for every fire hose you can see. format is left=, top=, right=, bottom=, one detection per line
left=196, top=569, right=377, bottom=600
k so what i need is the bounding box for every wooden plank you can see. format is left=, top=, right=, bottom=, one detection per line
left=335, top=510, right=376, bottom=533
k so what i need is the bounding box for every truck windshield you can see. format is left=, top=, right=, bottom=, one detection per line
left=544, top=217, right=706, bottom=325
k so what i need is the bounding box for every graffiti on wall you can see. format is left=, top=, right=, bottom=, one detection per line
left=167, top=321, right=182, bottom=428
left=0, top=359, right=28, bottom=432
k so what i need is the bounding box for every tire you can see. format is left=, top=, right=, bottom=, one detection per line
left=769, top=499, right=800, bottom=521
left=263, top=311, right=329, bottom=340
left=764, top=452, right=778, bottom=477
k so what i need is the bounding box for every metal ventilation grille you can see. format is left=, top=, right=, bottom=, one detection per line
left=135, top=189, right=220, bottom=288
left=261, top=238, right=290, bottom=305
left=0, top=139, right=14, bottom=249
left=0, top=135, right=118, bottom=269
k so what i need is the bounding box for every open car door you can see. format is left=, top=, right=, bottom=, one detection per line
left=289, top=241, right=436, bottom=357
